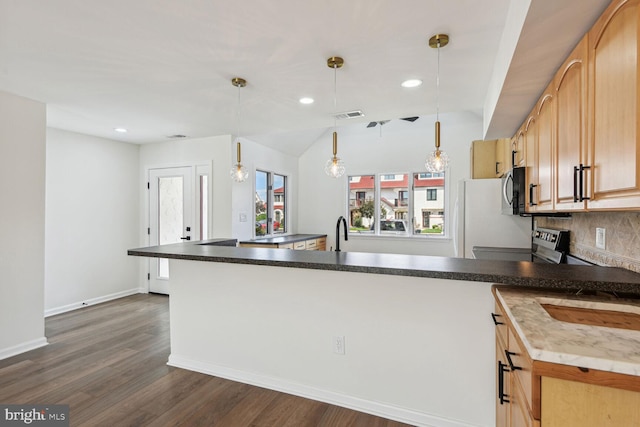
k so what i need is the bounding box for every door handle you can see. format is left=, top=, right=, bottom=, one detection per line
left=180, top=236, right=191, bottom=241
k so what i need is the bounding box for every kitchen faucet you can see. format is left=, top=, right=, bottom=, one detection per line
left=335, top=216, right=348, bottom=252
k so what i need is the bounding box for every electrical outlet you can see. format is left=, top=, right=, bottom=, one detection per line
left=596, top=227, right=606, bottom=249
left=333, top=336, right=345, bottom=355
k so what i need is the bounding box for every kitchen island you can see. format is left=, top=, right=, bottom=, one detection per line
left=128, top=242, right=640, bottom=427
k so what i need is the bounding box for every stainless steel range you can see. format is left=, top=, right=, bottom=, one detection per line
left=531, top=227, right=570, bottom=264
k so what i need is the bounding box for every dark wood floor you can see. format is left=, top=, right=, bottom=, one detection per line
left=0, top=294, right=413, bottom=426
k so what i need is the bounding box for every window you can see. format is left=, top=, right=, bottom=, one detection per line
left=255, top=170, right=287, bottom=237
left=348, top=172, right=446, bottom=237
left=380, top=173, right=408, bottom=234
left=348, top=175, right=375, bottom=233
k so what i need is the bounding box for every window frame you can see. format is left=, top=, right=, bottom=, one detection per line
left=255, top=169, right=288, bottom=238
left=347, top=171, right=448, bottom=238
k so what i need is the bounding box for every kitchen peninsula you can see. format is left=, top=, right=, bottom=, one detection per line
left=129, top=242, right=640, bottom=427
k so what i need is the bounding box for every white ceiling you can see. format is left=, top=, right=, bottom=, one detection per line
left=0, top=0, right=610, bottom=156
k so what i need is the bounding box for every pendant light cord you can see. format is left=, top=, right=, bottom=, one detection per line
left=237, top=84, right=241, bottom=143
left=333, top=64, right=337, bottom=130
left=436, top=40, right=440, bottom=122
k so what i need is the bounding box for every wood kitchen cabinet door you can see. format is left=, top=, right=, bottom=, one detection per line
left=534, top=83, right=555, bottom=212
left=587, top=0, right=640, bottom=210
left=513, top=130, right=525, bottom=168
left=524, top=116, right=538, bottom=213
left=554, top=37, right=589, bottom=211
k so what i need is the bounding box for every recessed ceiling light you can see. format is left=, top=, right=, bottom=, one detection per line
left=401, top=79, right=423, bottom=88
left=299, top=97, right=314, bottom=105
left=114, top=127, right=128, bottom=133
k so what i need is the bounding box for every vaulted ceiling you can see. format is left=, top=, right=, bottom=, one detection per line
left=0, top=0, right=610, bottom=155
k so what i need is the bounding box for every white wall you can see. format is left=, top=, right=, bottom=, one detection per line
left=0, top=90, right=47, bottom=359
left=298, top=112, right=481, bottom=255
left=44, top=128, right=140, bottom=315
left=169, top=260, right=495, bottom=427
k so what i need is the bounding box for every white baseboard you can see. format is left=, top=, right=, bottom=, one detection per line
left=0, top=337, right=48, bottom=361
left=44, top=288, right=141, bottom=317
left=168, top=354, right=478, bottom=427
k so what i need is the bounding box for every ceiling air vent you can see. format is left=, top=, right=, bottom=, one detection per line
left=167, top=134, right=187, bottom=139
left=333, top=110, right=365, bottom=120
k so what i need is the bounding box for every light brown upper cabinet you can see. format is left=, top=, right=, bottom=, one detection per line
left=495, top=138, right=512, bottom=177
left=554, top=37, right=589, bottom=211
left=513, top=129, right=525, bottom=168
left=514, top=0, right=640, bottom=213
left=524, top=115, right=538, bottom=212
left=535, top=83, right=555, bottom=212
left=587, top=0, right=640, bottom=210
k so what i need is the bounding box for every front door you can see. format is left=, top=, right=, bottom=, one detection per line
left=149, top=167, right=193, bottom=294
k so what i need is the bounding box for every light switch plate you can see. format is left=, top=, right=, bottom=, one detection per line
left=596, top=227, right=606, bottom=249
left=239, top=212, right=247, bottom=222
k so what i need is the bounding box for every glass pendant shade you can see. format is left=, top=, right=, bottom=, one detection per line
left=230, top=141, right=248, bottom=183
left=325, top=157, right=345, bottom=178
left=425, top=149, right=450, bottom=173
left=325, top=131, right=345, bottom=178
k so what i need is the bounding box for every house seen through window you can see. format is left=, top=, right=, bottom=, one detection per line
left=348, top=172, right=446, bottom=236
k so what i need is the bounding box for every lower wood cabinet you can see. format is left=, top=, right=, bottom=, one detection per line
left=541, top=376, right=640, bottom=426
left=239, top=236, right=326, bottom=251
left=493, top=292, right=640, bottom=427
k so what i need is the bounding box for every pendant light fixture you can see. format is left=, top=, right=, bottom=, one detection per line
left=230, top=77, right=249, bottom=183
left=425, top=34, right=450, bottom=173
left=325, top=56, right=346, bottom=178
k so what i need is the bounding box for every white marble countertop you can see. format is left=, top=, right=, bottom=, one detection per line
left=495, top=286, right=640, bottom=377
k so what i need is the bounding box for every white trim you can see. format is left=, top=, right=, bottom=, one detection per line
left=0, top=337, right=48, bottom=361
left=168, top=354, right=479, bottom=427
left=44, top=288, right=141, bottom=317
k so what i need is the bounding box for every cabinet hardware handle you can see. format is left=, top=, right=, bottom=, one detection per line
left=573, top=166, right=579, bottom=202
left=529, top=184, right=538, bottom=206
left=498, top=360, right=510, bottom=404
left=495, top=162, right=500, bottom=175
left=505, top=350, right=522, bottom=371
left=578, top=164, right=591, bottom=202
left=511, top=150, right=517, bottom=168
left=491, top=313, right=504, bottom=325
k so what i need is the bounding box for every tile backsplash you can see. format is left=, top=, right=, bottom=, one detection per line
left=537, top=212, right=640, bottom=273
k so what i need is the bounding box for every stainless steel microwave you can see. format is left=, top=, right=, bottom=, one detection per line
left=501, top=167, right=526, bottom=215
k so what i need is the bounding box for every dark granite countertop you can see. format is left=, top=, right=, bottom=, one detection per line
left=238, top=234, right=327, bottom=245
left=128, top=240, right=640, bottom=294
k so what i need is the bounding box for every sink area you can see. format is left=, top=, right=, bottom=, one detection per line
left=537, top=297, right=640, bottom=332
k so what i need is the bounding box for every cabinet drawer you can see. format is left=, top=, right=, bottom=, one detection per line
left=508, top=328, right=534, bottom=416
left=305, top=239, right=317, bottom=250
left=278, top=243, right=294, bottom=249
left=293, top=241, right=306, bottom=250
left=316, top=237, right=327, bottom=251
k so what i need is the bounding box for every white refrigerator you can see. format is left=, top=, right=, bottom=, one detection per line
left=454, top=179, right=532, bottom=259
